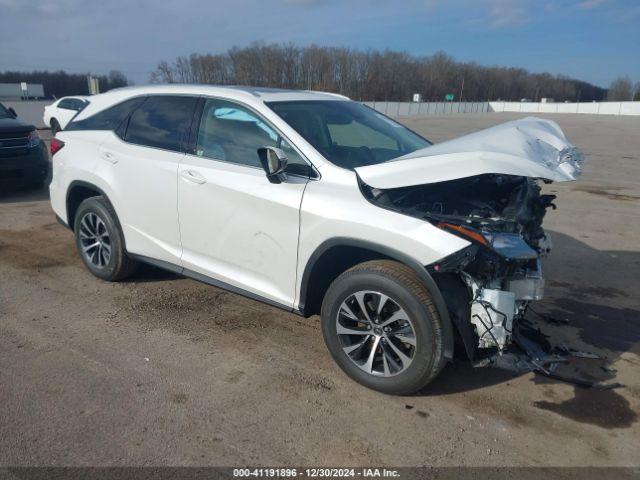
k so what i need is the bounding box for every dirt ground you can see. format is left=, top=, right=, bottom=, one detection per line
left=1, top=113, right=639, bottom=467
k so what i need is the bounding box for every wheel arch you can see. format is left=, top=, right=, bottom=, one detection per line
left=66, top=180, right=119, bottom=233
left=298, top=238, right=455, bottom=361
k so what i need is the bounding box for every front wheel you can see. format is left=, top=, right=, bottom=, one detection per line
left=321, top=260, right=447, bottom=395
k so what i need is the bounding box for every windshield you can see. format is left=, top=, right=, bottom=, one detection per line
left=266, top=100, right=431, bottom=170
left=0, top=103, right=12, bottom=119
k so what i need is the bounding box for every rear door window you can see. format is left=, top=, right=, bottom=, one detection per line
left=66, top=97, right=146, bottom=132
left=57, top=99, right=74, bottom=110
left=69, top=98, right=87, bottom=111
left=125, top=95, right=198, bottom=153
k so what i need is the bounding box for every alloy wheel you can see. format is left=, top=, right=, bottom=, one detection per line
left=78, top=212, right=112, bottom=268
left=336, top=290, right=417, bottom=377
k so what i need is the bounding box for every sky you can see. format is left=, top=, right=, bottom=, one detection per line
left=0, top=0, right=638, bottom=88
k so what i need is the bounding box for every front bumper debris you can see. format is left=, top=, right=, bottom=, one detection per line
left=479, top=316, right=624, bottom=390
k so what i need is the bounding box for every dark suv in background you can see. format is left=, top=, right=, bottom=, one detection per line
left=0, top=102, right=49, bottom=191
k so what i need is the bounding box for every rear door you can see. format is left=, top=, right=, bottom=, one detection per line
left=96, top=95, right=198, bottom=265
left=177, top=98, right=311, bottom=307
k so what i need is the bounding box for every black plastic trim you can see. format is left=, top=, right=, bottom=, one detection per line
left=128, top=253, right=304, bottom=316
left=298, top=237, right=455, bottom=361
left=55, top=214, right=70, bottom=230
left=185, top=96, right=205, bottom=155
left=66, top=180, right=108, bottom=226
left=65, top=180, right=126, bottom=239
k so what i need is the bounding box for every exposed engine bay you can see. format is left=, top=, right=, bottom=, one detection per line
left=362, top=173, right=557, bottom=359
left=355, top=117, right=608, bottom=386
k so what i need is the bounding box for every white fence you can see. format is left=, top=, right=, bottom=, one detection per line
left=489, top=101, right=640, bottom=116
left=364, top=101, right=490, bottom=116
left=366, top=100, right=640, bottom=116
left=5, top=99, right=640, bottom=131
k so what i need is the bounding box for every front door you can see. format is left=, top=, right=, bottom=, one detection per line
left=177, top=98, right=311, bottom=308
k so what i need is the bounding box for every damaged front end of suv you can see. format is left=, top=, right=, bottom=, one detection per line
left=357, top=117, right=584, bottom=371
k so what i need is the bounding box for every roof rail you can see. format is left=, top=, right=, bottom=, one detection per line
left=305, top=90, right=350, bottom=100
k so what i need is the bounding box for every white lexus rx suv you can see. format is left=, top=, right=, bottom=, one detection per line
left=50, top=85, right=582, bottom=394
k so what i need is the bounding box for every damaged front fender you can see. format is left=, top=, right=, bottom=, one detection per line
left=358, top=116, right=583, bottom=365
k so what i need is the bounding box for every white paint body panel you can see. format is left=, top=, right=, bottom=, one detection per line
left=50, top=85, right=575, bottom=313
left=178, top=154, right=308, bottom=307
left=96, top=133, right=183, bottom=265
left=295, top=171, right=470, bottom=307
left=49, top=130, right=109, bottom=223
left=355, top=117, right=583, bottom=189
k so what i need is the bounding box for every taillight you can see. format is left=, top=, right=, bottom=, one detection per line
left=50, top=138, right=65, bottom=156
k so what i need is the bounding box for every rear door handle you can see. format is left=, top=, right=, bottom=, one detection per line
left=101, top=151, right=118, bottom=164
left=181, top=169, right=206, bottom=184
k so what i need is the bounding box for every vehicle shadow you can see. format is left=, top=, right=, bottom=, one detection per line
left=0, top=184, right=50, bottom=203
left=125, top=263, right=184, bottom=283
left=419, top=230, right=640, bottom=427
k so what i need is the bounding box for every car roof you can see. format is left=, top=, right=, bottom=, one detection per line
left=103, top=84, right=348, bottom=102
left=72, top=84, right=350, bottom=122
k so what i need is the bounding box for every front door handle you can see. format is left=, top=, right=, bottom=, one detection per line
left=181, top=169, right=206, bottom=185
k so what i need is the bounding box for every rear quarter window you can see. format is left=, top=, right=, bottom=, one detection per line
left=65, top=97, right=147, bottom=132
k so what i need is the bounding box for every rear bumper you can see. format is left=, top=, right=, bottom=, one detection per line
left=0, top=143, right=49, bottom=186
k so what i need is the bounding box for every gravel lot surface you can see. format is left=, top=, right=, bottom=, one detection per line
left=1, top=113, right=639, bottom=467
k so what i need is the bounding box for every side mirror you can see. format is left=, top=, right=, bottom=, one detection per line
left=257, top=146, right=288, bottom=184
left=8, top=107, right=17, bottom=118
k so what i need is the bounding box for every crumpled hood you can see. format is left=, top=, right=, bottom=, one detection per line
left=355, top=117, right=583, bottom=189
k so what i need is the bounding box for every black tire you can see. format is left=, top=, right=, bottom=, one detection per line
left=50, top=119, right=61, bottom=136
left=321, top=260, right=447, bottom=395
left=73, top=196, right=138, bottom=281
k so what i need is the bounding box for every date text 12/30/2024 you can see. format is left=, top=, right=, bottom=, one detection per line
left=233, top=468, right=401, bottom=478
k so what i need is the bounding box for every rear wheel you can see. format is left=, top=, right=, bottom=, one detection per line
left=50, top=119, right=61, bottom=135
left=321, top=260, right=447, bottom=395
left=73, top=196, right=138, bottom=281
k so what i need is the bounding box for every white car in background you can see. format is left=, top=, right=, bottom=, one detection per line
left=43, top=96, right=89, bottom=134
left=49, top=85, right=583, bottom=394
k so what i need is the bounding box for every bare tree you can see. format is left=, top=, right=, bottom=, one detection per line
left=108, top=70, right=130, bottom=87
left=149, top=43, right=607, bottom=102
left=607, top=76, right=633, bottom=101
left=150, top=61, right=176, bottom=84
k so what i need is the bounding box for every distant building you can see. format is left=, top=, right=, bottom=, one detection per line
left=0, top=83, right=45, bottom=100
